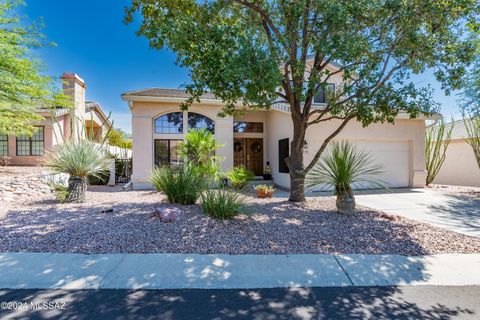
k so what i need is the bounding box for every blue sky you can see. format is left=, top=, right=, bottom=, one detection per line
left=21, top=0, right=462, bottom=133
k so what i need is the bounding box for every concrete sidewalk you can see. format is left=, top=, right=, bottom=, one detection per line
left=1, top=253, right=480, bottom=290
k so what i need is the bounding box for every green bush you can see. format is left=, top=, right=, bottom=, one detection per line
left=226, top=166, right=255, bottom=190
left=48, top=183, right=70, bottom=203
left=88, top=170, right=110, bottom=185
left=200, top=189, right=246, bottom=219
left=150, top=165, right=207, bottom=205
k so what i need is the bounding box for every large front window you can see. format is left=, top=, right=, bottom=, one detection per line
left=16, top=126, right=44, bottom=156
left=0, top=134, right=7, bottom=156
left=154, top=112, right=183, bottom=134
left=313, top=83, right=336, bottom=104
left=154, top=139, right=182, bottom=166
left=188, top=112, right=214, bottom=133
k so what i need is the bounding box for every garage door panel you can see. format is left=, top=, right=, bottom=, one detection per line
left=308, top=140, right=410, bottom=190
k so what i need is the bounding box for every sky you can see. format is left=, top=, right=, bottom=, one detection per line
left=20, top=0, right=463, bottom=134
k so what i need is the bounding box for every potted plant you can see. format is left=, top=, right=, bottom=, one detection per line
left=254, top=184, right=275, bottom=198
left=263, top=161, right=272, bottom=180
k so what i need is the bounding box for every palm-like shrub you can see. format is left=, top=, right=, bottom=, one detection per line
left=200, top=189, right=246, bottom=219
left=45, top=140, right=111, bottom=202
left=150, top=164, right=207, bottom=205
left=226, top=166, right=255, bottom=190
left=306, top=141, right=385, bottom=214
left=178, top=129, right=223, bottom=181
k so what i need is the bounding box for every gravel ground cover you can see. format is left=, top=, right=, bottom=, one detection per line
left=427, top=184, right=480, bottom=198
left=1, top=185, right=480, bottom=255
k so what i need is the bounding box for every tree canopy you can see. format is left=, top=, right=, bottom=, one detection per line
left=126, top=0, right=479, bottom=201
left=0, top=0, right=69, bottom=136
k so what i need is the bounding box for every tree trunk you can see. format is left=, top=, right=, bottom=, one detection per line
left=288, top=117, right=307, bottom=202
left=67, top=176, right=87, bottom=203
left=335, top=187, right=356, bottom=214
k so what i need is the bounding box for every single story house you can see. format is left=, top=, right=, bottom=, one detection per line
left=434, top=119, right=480, bottom=187
left=0, top=73, right=118, bottom=166
left=122, top=62, right=437, bottom=190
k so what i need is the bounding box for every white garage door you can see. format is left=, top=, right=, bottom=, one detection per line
left=307, top=140, right=410, bottom=190
left=351, top=140, right=410, bottom=189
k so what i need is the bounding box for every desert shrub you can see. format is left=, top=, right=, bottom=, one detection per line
left=200, top=189, right=246, bottom=219
left=178, top=129, right=224, bottom=181
left=306, top=141, right=385, bottom=213
left=48, top=183, right=70, bottom=203
left=44, top=140, right=110, bottom=202
left=425, top=120, right=453, bottom=185
left=88, top=170, right=110, bottom=185
left=150, top=164, right=207, bottom=205
left=226, top=166, right=255, bottom=190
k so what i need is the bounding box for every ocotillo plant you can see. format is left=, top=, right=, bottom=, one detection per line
left=425, top=120, right=453, bottom=185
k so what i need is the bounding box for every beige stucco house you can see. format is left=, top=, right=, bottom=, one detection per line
left=123, top=60, right=437, bottom=190
left=0, top=73, right=114, bottom=166
left=434, top=119, right=480, bottom=187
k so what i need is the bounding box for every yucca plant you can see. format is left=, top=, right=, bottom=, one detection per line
left=306, top=141, right=386, bottom=214
left=150, top=164, right=207, bottom=205
left=45, top=140, right=111, bottom=202
left=200, top=189, right=246, bottom=219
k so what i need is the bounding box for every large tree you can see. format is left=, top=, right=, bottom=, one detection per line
left=0, top=0, right=69, bottom=136
left=126, top=0, right=479, bottom=201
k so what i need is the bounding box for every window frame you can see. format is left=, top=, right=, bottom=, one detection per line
left=154, top=112, right=184, bottom=134
left=0, top=134, right=8, bottom=156
left=233, top=121, right=264, bottom=133
left=313, top=83, right=336, bottom=104
left=154, top=139, right=182, bottom=167
left=187, top=112, right=215, bottom=133
left=16, top=126, right=45, bottom=156
left=278, top=138, right=290, bottom=174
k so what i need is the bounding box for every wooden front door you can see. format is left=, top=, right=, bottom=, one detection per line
left=233, top=138, right=263, bottom=176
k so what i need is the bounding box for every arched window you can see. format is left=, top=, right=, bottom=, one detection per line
left=154, top=112, right=183, bottom=134
left=188, top=112, right=214, bottom=133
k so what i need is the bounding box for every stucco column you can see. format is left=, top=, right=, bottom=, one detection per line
left=215, top=116, right=234, bottom=172
left=132, top=115, right=153, bottom=189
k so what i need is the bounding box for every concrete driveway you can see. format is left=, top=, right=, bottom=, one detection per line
left=355, top=189, right=480, bottom=238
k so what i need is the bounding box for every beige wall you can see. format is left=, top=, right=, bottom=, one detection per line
left=434, top=139, right=480, bottom=187
left=266, top=110, right=427, bottom=189
left=130, top=99, right=427, bottom=190
left=130, top=101, right=233, bottom=189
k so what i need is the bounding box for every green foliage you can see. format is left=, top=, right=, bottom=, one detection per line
left=48, top=182, right=70, bottom=203
left=306, top=141, right=386, bottom=196
left=254, top=184, right=275, bottom=192
left=44, top=140, right=111, bottom=178
left=178, top=129, right=223, bottom=180
left=88, top=171, right=110, bottom=185
left=0, top=0, right=70, bottom=136
left=200, top=189, right=246, bottom=219
left=463, top=111, right=480, bottom=169
left=425, top=120, right=453, bottom=185
left=226, top=166, right=255, bottom=190
left=107, top=128, right=132, bottom=149
left=150, top=165, right=207, bottom=205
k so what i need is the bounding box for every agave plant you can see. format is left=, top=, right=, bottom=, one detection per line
left=45, top=140, right=111, bottom=202
left=306, top=141, right=386, bottom=214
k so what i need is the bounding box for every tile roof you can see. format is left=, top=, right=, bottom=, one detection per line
left=122, top=88, right=217, bottom=100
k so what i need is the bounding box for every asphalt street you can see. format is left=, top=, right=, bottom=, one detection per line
left=0, top=286, right=479, bottom=320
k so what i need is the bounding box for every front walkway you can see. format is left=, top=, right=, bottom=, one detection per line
left=1, top=252, right=480, bottom=289
left=354, top=188, right=480, bottom=238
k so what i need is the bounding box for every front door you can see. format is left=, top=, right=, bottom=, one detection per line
left=233, top=138, right=263, bottom=176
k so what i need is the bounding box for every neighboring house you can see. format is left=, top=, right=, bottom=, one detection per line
left=434, top=119, right=480, bottom=187
left=0, top=73, right=115, bottom=166
left=122, top=61, right=438, bottom=190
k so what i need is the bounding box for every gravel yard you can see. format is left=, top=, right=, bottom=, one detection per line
left=1, top=184, right=480, bottom=255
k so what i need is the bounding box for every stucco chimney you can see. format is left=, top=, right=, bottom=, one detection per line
left=61, top=73, right=86, bottom=141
